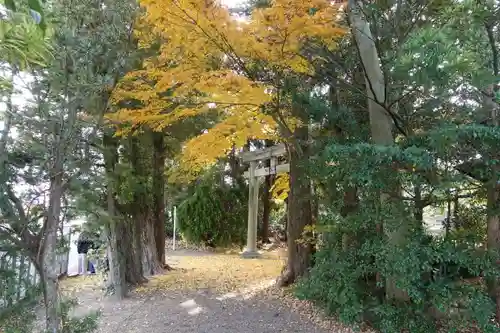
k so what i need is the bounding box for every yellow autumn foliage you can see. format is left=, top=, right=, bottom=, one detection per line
left=109, top=0, right=346, bottom=177
left=181, top=113, right=277, bottom=168
left=243, top=0, right=346, bottom=74
left=271, top=173, right=290, bottom=201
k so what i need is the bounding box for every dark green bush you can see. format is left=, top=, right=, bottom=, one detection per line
left=296, top=138, right=500, bottom=333
left=297, top=213, right=499, bottom=333
left=177, top=182, right=247, bottom=248
left=164, top=213, right=174, bottom=238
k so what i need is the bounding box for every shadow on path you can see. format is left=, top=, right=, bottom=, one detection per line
left=37, top=250, right=348, bottom=333
left=96, top=285, right=329, bottom=333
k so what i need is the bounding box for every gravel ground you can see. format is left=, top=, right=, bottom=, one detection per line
left=90, top=287, right=331, bottom=333
left=33, top=249, right=357, bottom=333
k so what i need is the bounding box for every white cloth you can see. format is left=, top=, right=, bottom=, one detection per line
left=78, top=253, right=87, bottom=275
left=66, top=231, right=81, bottom=276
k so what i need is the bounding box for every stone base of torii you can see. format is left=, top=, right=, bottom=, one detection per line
left=239, top=144, right=289, bottom=258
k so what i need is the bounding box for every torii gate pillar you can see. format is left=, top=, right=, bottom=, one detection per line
left=242, top=160, right=259, bottom=258
left=240, top=144, right=289, bottom=258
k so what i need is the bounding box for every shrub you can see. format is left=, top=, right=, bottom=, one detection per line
left=296, top=136, right=500, bottom=333
left=296, top=216, right=499, bottom=333
left=177, top=182, right=247, bottom=248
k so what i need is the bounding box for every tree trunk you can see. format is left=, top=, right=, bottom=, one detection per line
left=484, top=17, right=500, bottom=320
left=485, top=84, right=500, bottom=321
left=261, top=174, right=272, bottom=243
left=229, top=143, right=245, bottom=187
left=348, top=0, right=408, bottom=301
left=41, top=172, right=64, bottom=332
left=261, top=140, right=275, bottom=243
left=277, top=123, right=313, bottom=287
left=131, top=214, right=147, bottom=284
left=103, top=133, right=127, bottom=299
left=142, top=216, right=163, bottom=275
left=152, top=132, right=166, bottom=266
left=39, top=267, right=59, bottom=331
left=486, top=183, right=500, bottom=321
left=311, top=182, right=319, bottom=225
left=133, top=216, right=146, bottom=282
left=414, top=183, right=424, bottom=225
left=128, top=135, right=164, bottom=276
left=120, top=218, right=145, bottom=285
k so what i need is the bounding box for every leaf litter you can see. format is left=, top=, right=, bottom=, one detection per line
left=50, top=249, right=368, bottom=333
left=133, top=249, right=367, bottom=333
left=136, top=250, right=285, bottom=294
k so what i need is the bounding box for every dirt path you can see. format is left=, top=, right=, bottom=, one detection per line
left=41, top=250, right=355, bottom=333
left=83, top=285, right=329, bottom=333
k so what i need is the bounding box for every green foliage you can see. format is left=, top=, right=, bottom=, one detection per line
left=0, top=254, right=41, bottom=319
left=451, top=204, right=487, bottom=243
left=0, top=1, right=51, bottom=68
left=53, top=298, right=100, bottom=333
left=297, top=212, right=498, bottom=333
left=0, top=297, right=38, bottom=333
left=296, top=116, right=500, bottom=332
left=0, top=265, right=18, bottom=308
left=269, top=202, right=286, bottom=231
left=0, top=297, right=100, bottom=333
left=177, top=178, right=247, bottom=248
left=0, top=275, right=40, bottom=332
left=164, top=212, right=174, bottom=238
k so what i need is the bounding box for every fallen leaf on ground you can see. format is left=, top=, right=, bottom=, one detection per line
left=258, top=285, right=374, bottom=333
left=136, top=253, right=284, bottom=294
left=59, top=274, right=102, bottom=295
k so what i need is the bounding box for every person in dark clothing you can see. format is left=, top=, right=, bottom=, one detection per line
left=77, top=233, right=97, bottom=274
left=77, top=239, right=94, bottom=255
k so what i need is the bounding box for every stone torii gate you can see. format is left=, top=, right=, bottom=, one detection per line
left=240, top=144, right=290, bottom=258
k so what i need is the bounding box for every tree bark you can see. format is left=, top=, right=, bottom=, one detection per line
left=261, top=174, right=272, bottom=243
left=152, top=132, right=166, bottom=266
left=128, top=135, right=164, bottom=276
left=484, top=85, right=500, bottom=321
left=486, top=183, right=500, bottom=320
left=142, top=216, right=163, bottom=275
left=229, top=143, right=245, bottom=187
left=277, top=123, right=313, bottom=287
left=311, top=182, right=319, bottom=223
left=125, top=136, right=147, bottom=281
left=41, top=172, right=64, bottom=332
left=348, top=0, right=408, bottom=301
left=103, top=133, right=127, bottom=299
left=261, top=140, right=275, bottom=243
left=484, top=17, right=500, bottom=321
left=414, top=183, right=424, bottom=225
left=120, top=218, right=145, bottom=285
left=133, top=215, right=146, bottom=282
